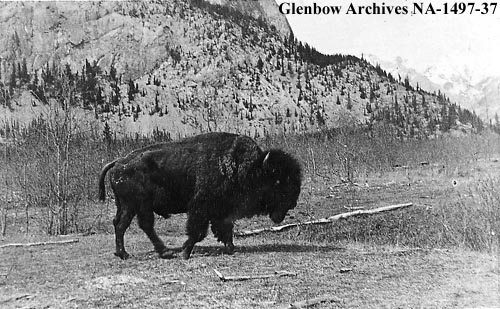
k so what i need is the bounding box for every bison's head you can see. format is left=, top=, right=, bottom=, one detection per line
left=260, top=150, right=302, bottom=224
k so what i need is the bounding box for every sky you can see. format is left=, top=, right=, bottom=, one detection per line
left=276, top=0, right=500, bottom=81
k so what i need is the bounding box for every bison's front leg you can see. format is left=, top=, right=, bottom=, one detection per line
left=211, top=219, right=235, bottom=255
left=137, top=208, right=175, bottom=259
left=182, top=213, right=209, bottom=260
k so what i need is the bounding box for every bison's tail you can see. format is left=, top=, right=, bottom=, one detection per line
left=98, top=160, right=117, bottom=201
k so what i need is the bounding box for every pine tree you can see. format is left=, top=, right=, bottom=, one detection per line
left=110, top=64, right=117, bottom=82
left=28, top=69, right=38, bottom=92
left=17, top=63, right=22, bottom=85
left=64, top=64, right=73, bottom=83
left=155, top=91, right=160, bottom=113
left=440, top=104, right=449, bottom=132
left=360, top=84, right=367, bottom=99
left=21, top=58, right=29, bottom=84
left=112, top=83, right=120, bottom=106
left=103, top=121, right=113, bottom=144
left=256, top=57, right=264, bottom=74
left=404, top=75, right=412, bottom=91
left=365, top=102, right=372, bottom=114
left=369, top=86, right=376, bottom=102
left=448, top=104, right=458, bottom=128
left=412, top=95, right=418, bottom=112
left=128, top=79, right=136, bottom=102
left=393, top=94, right=402, bottom=126
left=428, top=117, right=436, bottom=133
left=280, top=56, right=286, bottom=76
left=10, top=63, right=16, bottom=90
left=346, top=93, right=352, bottom=110
left=492, top=113, right=500, bottom=133
left=96, top=86, right=104, bottom=107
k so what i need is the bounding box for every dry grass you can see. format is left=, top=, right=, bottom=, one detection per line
left=290, top=175, right=500, bottom=253
left=0, top=234, right=499, bottom=308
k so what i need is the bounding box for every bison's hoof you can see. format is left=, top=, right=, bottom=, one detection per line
left=182, top=250, right=192, bottom=260
left=114, top=251, right=130, bottom=260
left=224, top=245, right=235, bottom=255
left=158, top=249, right=175, bottom=259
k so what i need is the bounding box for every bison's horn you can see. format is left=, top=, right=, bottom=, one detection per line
left=263, top=152, right=271, bottom=169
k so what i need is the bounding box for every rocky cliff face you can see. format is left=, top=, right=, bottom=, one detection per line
left=0, top=1, right=176, bottom=81
left=205, top=0, right=291, bottom=36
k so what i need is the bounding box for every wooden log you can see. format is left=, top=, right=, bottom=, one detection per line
left=235, top=202, right=413, bottom=237
left=214, top=269, right=296, bottom=282
left=0, top=239, right=79, bottom=249
left=280, top=295, right=341, bottom=309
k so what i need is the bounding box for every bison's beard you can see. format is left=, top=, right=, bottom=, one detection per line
left=270, top=210, right=287, bottom=224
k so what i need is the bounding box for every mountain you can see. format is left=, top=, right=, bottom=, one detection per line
left=205, top=0, right=291, bottom=36
left=365, top=54, right=500, bottom=122
left=474, top=76, right=500, bottom=123
left=0, top=0, right=484, bottom=140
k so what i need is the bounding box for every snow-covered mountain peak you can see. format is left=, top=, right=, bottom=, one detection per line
left=365, top=53, right=500, bottom=121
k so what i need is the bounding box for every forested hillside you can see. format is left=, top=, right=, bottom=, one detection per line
left=0, top=0, right=484, bottom=140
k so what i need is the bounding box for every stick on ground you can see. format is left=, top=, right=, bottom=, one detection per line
left=0, top=239, right=79, bottom=249
left=0, top=293, right=32, bottom=304
left=281, top=295, right=341, bottom=309
left=235, top=202, right=413, bottom=237
left=214, top=269, right=296, bottom=282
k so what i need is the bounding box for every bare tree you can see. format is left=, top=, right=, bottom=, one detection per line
left=16, top=78, right=81, bottom=235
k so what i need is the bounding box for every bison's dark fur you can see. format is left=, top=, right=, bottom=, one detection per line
left=98, top=132, right=302, bottom=260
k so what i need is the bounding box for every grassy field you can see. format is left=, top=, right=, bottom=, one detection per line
left=1, top=235, right=498, bottom=308
left=1, top=128, right=500, bottom=308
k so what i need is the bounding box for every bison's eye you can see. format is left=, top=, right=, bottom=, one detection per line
left=275, top=180, right=280, bottom=186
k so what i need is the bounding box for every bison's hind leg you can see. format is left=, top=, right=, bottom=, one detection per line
left=211, top=219, right=235, bottom=255
left=137, top=207, right=174, bottom=259
left=113, top=198, right=136, bottom=260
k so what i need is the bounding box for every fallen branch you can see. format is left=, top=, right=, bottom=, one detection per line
left=235, top=203, right=413, bottom=237
left=162, top=280, right=186, bottom=285
left=339, top=267, right=353, bottom=273
left=281, top=295, right=341, bottom=309
left=214, top=269, right=296, bottom=282
left=0, top=239, right=79, bottom=249
left=0, top=293, right=32, bottom=304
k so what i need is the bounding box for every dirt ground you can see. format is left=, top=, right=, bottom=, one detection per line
left=0, top=235, right=498, bottom=308
left=1, top=159, right=499, bottom=308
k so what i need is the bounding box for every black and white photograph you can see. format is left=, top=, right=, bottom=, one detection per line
left=0, top=0, right=499, bottom=307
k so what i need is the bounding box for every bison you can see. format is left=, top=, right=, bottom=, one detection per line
left=98, top=132, right=302, bottom=260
